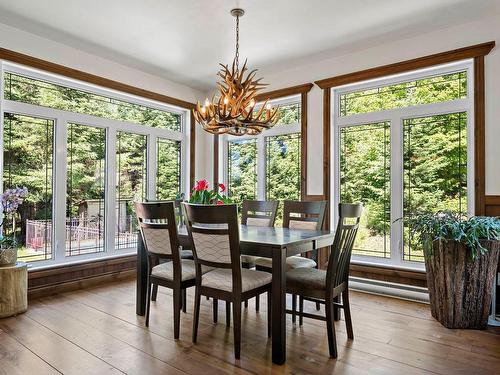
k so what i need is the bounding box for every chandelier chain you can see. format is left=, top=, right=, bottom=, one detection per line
left=235, top=14, right=240, bottom=71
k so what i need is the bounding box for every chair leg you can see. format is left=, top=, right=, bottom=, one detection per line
left=267, top=291, right=272, bottom=338
left=151, top=284, right=158, bottom=301
left=343, top=290, right=354, bottom=340
left=213, top=298, right=218, bottom=324
left=325, top=297, right=338, bottom=358
left=173, top=288, right=181, bottom=339
left=145, top=282, right=152, bottom=327
left=255, top=294, right=260, bottom=311
left=333, top=296, right=340, bottom=321
left=244, top=299, right=248, bottom=308
left=182, top=288, right=187, bottom=313
left=316, top=301, right=321, bottom=311
left=299, top=296, right=304, bottom=326
left=291, top=293, right=297, bottom=323
left=192, top=288, right=201, bottom=343
left=233, top=299, right=242, bottom=359
left=226, top=301, right=231, bottom=326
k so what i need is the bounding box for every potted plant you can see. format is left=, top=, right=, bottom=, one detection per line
left=188, top=179, right=231, bottom=205
left=410, top=211, right=500, bottom=329
left=0, top=187, right=28, bottom=266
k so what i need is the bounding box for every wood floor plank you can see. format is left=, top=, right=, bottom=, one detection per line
left=0, top=314, right=123, bottom=374
left=3, top=278, right=499, bottom=375
left=0, top=328, right=61, bottom=375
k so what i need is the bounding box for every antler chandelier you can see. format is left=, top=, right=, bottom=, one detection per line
left=193, top=8, right=279, bottom=136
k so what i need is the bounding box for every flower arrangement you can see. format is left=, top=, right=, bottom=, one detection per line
left=0, top=187, right=28, bottom=248
left=188, top=179, right=232, bottom=205
left=0, top=187, right=28, bottom=265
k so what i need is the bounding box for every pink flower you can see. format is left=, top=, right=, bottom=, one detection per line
left=216, top=200, right=224, bottom=205
left=218, top=183, right=226, bottom=193
left=193, top=179, right=209, bottom=192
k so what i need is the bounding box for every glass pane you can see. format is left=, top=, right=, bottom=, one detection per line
left=66, top=123, right=106, bottom=256
left=4, top=72, right=181, bottom=131
left=156, top=138, right=181, bottom=200
left=340, top=122, right=391, bottom=258
left=266, top=133, right=301, bottom=225
left=3, top=114, right=54, bottom=262
left=340, top=71, right=467, bottom=116
left=116, top=132, right=147, bottom=250
left=403, top=113, right=467, bottom=262
left=228, top=139, right=257, bottom=206
left=275, top=102, right=301, bottom=126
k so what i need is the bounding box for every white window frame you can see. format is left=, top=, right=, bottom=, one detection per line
left=219, top=95, right=301, bottom=200
left=331, top=60, right=475, bottom=271
left=0, top=61, right=192, bottom=269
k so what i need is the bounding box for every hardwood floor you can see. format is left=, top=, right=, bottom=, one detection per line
left=1, top=279, right=499, bottom=375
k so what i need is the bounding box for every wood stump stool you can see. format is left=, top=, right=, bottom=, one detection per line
left=0, top=262, right=28, bottom=318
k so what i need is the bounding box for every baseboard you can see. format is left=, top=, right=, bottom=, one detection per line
left=349, top=276, right=429, bottom=304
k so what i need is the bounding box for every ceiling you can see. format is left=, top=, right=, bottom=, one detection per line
left=0, top=0, right=498, bottom=91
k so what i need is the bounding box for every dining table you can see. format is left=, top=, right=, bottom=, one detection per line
left=136, top=224, right=335, bottom=365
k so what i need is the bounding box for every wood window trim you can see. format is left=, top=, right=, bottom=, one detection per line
left=0, top=47, right=197, bottom=190
left=212, top=83, right=313, bottom=195
left=317, top=41, right=495, bottom=219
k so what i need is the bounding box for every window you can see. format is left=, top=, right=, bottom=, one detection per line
left=222, top=97, right=302, bottom=221
left=0, top=62, right=189, bottom=267
left=333, top=61, right=473, bottom=268
left=116, top=131, right=147, bottom=250
left=3, top=114, right=54, bottom=262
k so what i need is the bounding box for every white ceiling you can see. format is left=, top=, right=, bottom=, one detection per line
left=0, top=0, right=498, bottom=91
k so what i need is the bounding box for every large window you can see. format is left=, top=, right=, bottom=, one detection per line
left=223, top=97, right=302, bottom=222
left=333, top=61, right=473, bottom=268
left=0, top=62, right=189, bottom=267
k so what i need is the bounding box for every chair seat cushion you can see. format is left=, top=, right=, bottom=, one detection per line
left=241, top=255, right=258, bottom=265
left=254, top=255, right=317, bottom=270
left=151, top=259, right=210, bottom=281
left=286, top=267, right=327, bottom=291
left=201, top=268, right=272, bottom=293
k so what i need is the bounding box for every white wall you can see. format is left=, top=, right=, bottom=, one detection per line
left=0, top=21, right=211, bottom=184
left=201, top=13, right=500, bottom=196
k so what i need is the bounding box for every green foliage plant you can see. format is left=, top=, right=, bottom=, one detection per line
left=408, top=211, right=500, bottom=259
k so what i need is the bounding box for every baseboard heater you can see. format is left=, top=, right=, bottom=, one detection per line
left=348, top=276, right=429, bottom=304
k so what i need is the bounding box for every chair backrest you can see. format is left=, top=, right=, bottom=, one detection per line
left=283, top=200, right=327, bottom=231
left=241, top=200, right=278, bottom=227
left=144, top=198, right=184, bottom=224
left=326, top=203, right=363, bottom=292
left=183, top=203, right=242, bottom=290
left=135, top=201, right=182, bottom=279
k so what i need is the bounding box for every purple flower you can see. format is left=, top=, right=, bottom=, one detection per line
left=1, top=187, right=28, bottom=215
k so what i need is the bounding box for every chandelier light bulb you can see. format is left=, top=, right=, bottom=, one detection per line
left=204, top=98, right=210, bottom=107
left=265, top=103, right=272, bottom=110
left=201, top=106, right=206, bottom=114
left=249, top=99, right=255, bottom=107
left=223, top=97, right=229, bottom=105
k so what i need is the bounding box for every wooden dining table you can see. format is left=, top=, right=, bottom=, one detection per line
left=136, top=224, right=335, bottom=365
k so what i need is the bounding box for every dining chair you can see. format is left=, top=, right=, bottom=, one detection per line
left=254, top=200, right=327, bottom=318
left=144, top=198, right=193, bottom=306
left=240, top=199, right=278, bottom=310
left=285, top=203, right=362, bottom=358
left=135, top=201, right=211, bottom=339
left=184, top=203, right=273, bottom=359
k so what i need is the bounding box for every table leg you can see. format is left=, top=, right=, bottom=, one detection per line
left=136, top=233, right=147, bottom=316
left=272, top=248, right=286, bottom=365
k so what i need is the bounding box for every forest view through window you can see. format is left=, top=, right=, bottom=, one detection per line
left=1, top=65, right=187, bottom=265
left=336, top=65, right=471, bottom=265
left=226, top=99, right=301, bottom=223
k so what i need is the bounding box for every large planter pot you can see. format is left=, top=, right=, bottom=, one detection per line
left=0, top=247, right=17, bottom=266
left=425, top=239, right=500, bottom=329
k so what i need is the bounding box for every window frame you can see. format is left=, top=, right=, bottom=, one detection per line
left=219, top=94, right=302, bottom=202
left=0, top=61, right=192, bottom=269
left=331, top=60, right=475, bottom=270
